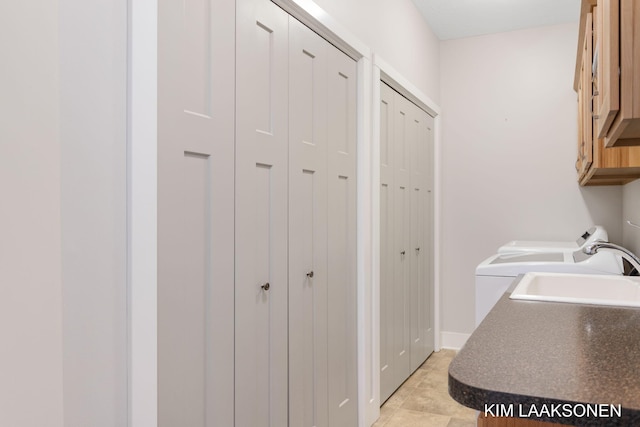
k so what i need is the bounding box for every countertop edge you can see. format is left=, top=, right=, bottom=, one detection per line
left=448, top=283, right=640, bottom=427
left=449, top=356, right=640, bottom=426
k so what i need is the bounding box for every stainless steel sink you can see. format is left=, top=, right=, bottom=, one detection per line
left=509, top=272, right=640, bottom=308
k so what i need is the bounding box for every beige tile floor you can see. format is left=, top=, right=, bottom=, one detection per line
left=373, top=349, right=478, bottom=427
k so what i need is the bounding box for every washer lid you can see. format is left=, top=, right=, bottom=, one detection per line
left=489, top=253, right=565, bottom=264
left=497, top=226, right=608, bottom=254
left=476, top=250, right=623, bottom=277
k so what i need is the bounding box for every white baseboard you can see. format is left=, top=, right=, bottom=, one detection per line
left=440, top=331, right=471, bottom=350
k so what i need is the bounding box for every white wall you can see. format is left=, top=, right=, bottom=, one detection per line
left=59, top=0, right=129, bottom=425
left=0, top=2, right=64, bottom=426
left=1, top=1, right=128, bottom=425
left=440, top=23, right=623, bottom=336
left=313, top=0, right=440, bottom=104
left=623, top=180, right=640, bottom=253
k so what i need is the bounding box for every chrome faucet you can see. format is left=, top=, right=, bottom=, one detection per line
left=583, top=240, right=640, bottom=275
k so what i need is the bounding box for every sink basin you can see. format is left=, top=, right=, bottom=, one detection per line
left=510, top=272, right=640, bottom=308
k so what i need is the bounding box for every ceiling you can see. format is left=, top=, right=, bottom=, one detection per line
left=411, top=0, right=581, bottom=40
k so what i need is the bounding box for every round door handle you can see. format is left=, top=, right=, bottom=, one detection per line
left=306, top=271, right=314, bottom=278
left=400, top=251, right=406, bottom=256
left=416, top=247, right=421, bottom=252
left=261, top=282, right=270, bottom=291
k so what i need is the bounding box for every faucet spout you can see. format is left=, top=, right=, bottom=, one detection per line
left=583, top=240, right=640, bottom=275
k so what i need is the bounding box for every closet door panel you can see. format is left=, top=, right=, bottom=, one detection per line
left=235, top=1, right=289, bottom=426
left=379, top=83, right=396, bottom=402
left=423, top=112, right=436, bottom=355
left=410, top=106, right=426, bottom=371
left=393, top=183, right=410, bottom=387
left=158, top=0, right=234, bottom=424
left=288, top=17, right=329, bottom=427
left=393, top=94, right=412, bottom=387
left=409, top=198, right=424, bottom=367
left=411, top=108, right=435, bottom=361
left=409, top=104, right=435, bottom=370
left=327, top=47, right=358, bottom=427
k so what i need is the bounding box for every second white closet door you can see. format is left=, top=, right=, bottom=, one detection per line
left=393, top=93, right=412, bottom=388
left=379, top=83, right=396, bottom=402
left=236, top=2, right=357, bottom=425
left=288, top=16, right=358, bottom=427
left=379, top=82, right=435, bottom=403
left=410, top=107, right=435, bottom=371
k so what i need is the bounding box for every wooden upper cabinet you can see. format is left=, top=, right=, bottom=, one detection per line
left=578, top=0, right=640, bottom=147
left=574, top=0, right=640, bottom=185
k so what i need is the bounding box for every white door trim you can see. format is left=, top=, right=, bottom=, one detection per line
left=271, top=0, right=370, bottom=61
left=372, top=53, right=442, bottom=358
left=129, top=0, right=158, bottom=426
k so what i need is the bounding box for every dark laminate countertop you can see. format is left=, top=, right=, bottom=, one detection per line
left=449, top=278, right=640, bottom=426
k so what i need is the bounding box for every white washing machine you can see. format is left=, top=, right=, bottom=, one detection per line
left=475, top=249, right=622, bottom=326
left=497, top=225, right=607, bottom=254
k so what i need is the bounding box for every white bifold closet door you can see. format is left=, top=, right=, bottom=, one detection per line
left=236, top=0, right=357, bottom=425
left=158, top=0, right=235, bottom=425
left=326, top=31, right=358, bottom=427
left=235, top=1, right=289, bottom=426
left=393, top=92, right=412, bottom=386
left=288, top=16, right=330, bottom=427
left=379, top=83, right=396, bottom=402
left=288, top=17, right=358, bottom=427
left=409, top=103, right=434, bottom=372
left=379, top=82, right=435, bottom=403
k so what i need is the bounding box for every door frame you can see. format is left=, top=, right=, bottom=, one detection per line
left=129, top=0, right=158, bottom=426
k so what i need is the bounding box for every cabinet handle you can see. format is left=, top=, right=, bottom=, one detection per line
left=400, top=250, right=406, bottom=256
left=416, top=247, right=421, bottom=252
left=306, top=270, right=314, bottom=278
left=261, top=282, right=270, bottom=291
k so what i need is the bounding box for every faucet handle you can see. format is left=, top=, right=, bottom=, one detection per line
left=583, top=239, right=607, bottom=255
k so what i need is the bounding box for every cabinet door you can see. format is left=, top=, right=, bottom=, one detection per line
left=604, top=0, right=640, bottom=146
left=578, top=12, right=594, bottom=180
left=327, top=43, right=358, bottom=427
left=393, top=93, right=412, bottom=387
left=235, top=1, right=289, bottom=426
left=158, top=0, right=234, bottom=424
left=595, top=0, right=619, bottom=139
left=288, top=16, right=329, bottom=427
left=379, top=83, right=396, bottom=403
